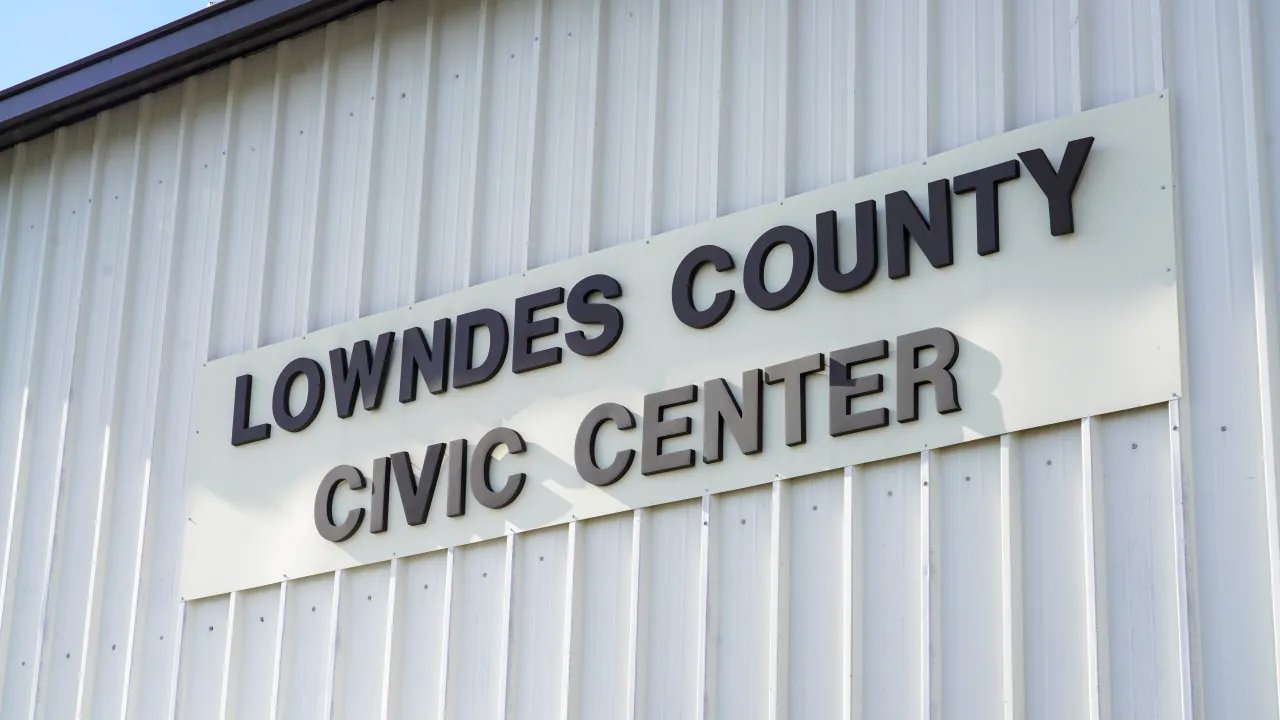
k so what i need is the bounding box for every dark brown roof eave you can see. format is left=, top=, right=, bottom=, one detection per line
left=0, top=0, right=382, bottom=151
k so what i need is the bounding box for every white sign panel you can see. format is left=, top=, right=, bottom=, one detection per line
left=183, top=93, right=1180, bottom=600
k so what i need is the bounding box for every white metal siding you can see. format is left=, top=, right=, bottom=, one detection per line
left=0, top=0, right=1272, bottom=717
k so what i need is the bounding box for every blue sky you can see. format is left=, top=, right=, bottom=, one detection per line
left=1, top=0, right=206, bottom=91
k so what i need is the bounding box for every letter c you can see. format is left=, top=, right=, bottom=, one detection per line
left=574, top=402, right=637, bottom=486
left=671, top=245, right=735, bottom=329
left=315, top=465, right=366, bottom=542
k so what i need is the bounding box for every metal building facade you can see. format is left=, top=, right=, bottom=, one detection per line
left=0, top=0, right=1273, bottom=718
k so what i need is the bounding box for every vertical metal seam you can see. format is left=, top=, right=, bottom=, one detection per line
left=378, top=558, right=400, bottom=720
left=355, top=5, right=389, bottom=322
left=558, top=521, right=581, bottom=720
left=165, top=602, right=187, bottom=719
left=776, top=0, right=789, bottom=202
left=462, top=0, right=491, bottom=287
left=408, top=0, right=437, bottom=303
left=0, top=128, right=67, bottom=702
left=519, top=0, right=548, bottom=274
left=0, top=142, right=23, bottom=700
left=1069, top=0, right=1085, bottom=113
left=842, top=466, right=858, bottom=720
left=995, top=0, right=1010, bottom=133
left=70, top=110, right=112, bottom=720
left=999, top=434, right=1023, bottom=720
left=641, top=0, right=663, bottom=239
left=1167, top=400, right=1195, bottom=720
left=28, top=117, right=100, bottom=720
left=1233, top=0, right=1280, bottom=714
left=920, top=450, right=935, bottom=720
left=1149, top=0, right=1168, bottom=90
left=216, top=592, right=239, bottom=720
left=251, top=43, right=288, bottom=348
left=321, top=569, right=344, bottom=720
left=435, top=547, right=456, bottom=720
left=579, top=0, right=605, bottom=256
left=497, top=533, right=517, bottom=719
left=694, top=493, right=712, bottom=720
left=298, top=25, right=336, bottom=337
left=919, top=0, right=932, bottom=160
left=846, top=0, right=859, bottom=180
left=267, top=580, right=289, bottom=720
left=121, top=82, right=196, bottom=720
left=1081, top=417, right=1104, bottom=720
left=0, top=144, right=27, bottom=309
left=624, top=508, right=644, bottom=720
left=767, top=479, right=788, bottom=720
left=707, top=0, right=726, bottom=221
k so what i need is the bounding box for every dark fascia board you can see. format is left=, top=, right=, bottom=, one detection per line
left=0, top=0, right=382, bottom=150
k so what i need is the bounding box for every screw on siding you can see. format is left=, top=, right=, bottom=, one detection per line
left=424, top=584, right=429, bottom=589
left=208, top=626, right=213, bottom=631
left=1222, top=426, right=1228, bottom=431
left=965, top=476, right=971, bottom=482
left=1131, top=443, right=1138, bottom=449
left=112, top=645, right=116, bottom=650
left=923, top=481, right=929, bottom=487
left=812, top=505, right=818, bottom=511
left=401, top=93, right=406, bottom=98
left=311, top=607, right=316, bottom=612
left=539, top=556, right=544, bottom=561
left=1047, top=460, right=1052, bottom=466
left=483, top=572, right=488, bottom=577
left=887, top=491, right=893, bottom=497
left=260, top=617, right=264, bottom=622
left=740, top=519, right=745, bottom=525
left=367, top=595, right=372, bottom=601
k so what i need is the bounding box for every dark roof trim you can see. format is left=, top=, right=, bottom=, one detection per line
left=0, top=0, right=382, bottom=150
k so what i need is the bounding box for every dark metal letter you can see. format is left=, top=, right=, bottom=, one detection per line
left=1018, top=137, right=1095, bottom=236
left=671, top=245, right=736, bottom=329
left=330, top=331, right=395, bottom=419
left=886, top=179, right=954, bottom=279
left=470, top=427, right=528, bottom=510
left=574, top=402, right=637, bottom=486
left=453, top=308, right=509, bottom=389
left=640, top=385, right=699, bottom=475
left=953, top=160, right=1020, bottom=255
left=370, top=456, right=391, bottom=534
left=314, top=465, right=366, bottom=542
left=231, top=374, right=271, bottom=446
left=743, top=226, right=814, bottom=311
left=399, top=318, right=451, bottom=402
left=273, top=357, right=325, bottom=433
left=702, top=370, right=763, bottom=463
left=392, top=445, right=446, bottom=526
left=764, top=353, right=826, bottom=446
left=512, top=287, right=565, bottom=374
left=447, top=439, right=468, bottom=517
left=816, top=203, right=878, bottom=293
left=566, top=274, right=624, bottom=356
left=896, top=328, right=962, bottom=423
left=829, top=340, right=890, bottom=436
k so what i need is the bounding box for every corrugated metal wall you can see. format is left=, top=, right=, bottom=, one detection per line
left=0, top=0, right=1274, bottom=717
